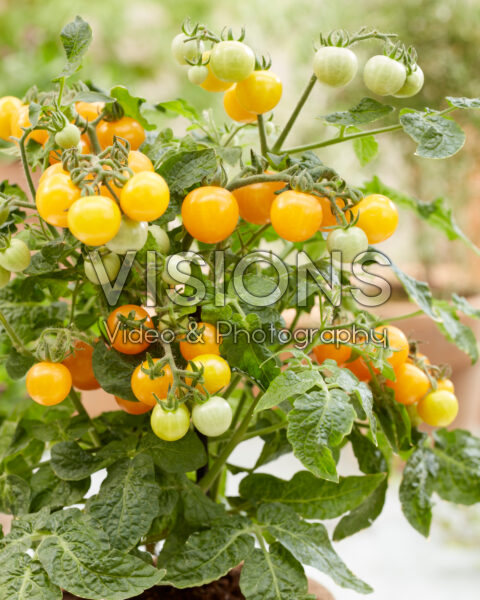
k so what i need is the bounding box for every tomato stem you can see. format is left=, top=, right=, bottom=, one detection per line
left=257, top=114, right=269, bottom=156
left=272, top=73, right=317, bottom=153
left=0, top=309, right=33, bottom=357
left=18, top=131, right=37, bottom=200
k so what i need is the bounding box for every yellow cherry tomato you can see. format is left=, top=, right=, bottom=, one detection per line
left=235, top=71, right=282, bottom=114
left=10, top=104, right=48, bottom=145
left=67, top=195, right=121, bottom=246
left=270, top=190, right=323, bottom=242
left=128, top=150, right=154, bottom=173
left=26, top=362, right=72, bottom=406
left=186, top=354, right=231, bottom=395
left=0, top=96, right=22, bottom=140
left=39, top=163, right=69, bottom=185
left=417, top=390, right=459, bottom=427
left=120, top=172, right=170, bottom=222
left=351, top=194, right=399, bottom=244
left=75, top=101, right=104, bottom=122
left=223, top=86, right=256, bottom=123
left=182, top=186, right=239, bottom=244
left=374, top=325, right=409, bottom=369
left=199, top=52, right=233, bottom=92
left=436, top=378, right=455, bottom=393
left=36, top=174, right=81, bottom=227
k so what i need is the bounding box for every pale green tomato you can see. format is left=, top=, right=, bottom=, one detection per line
left=106, top=216, right=148, bottom=254
left=84, top=252, right=121, bottom=286
left=149, top=225, right=171, bottom=254
left=55, top=123, right=81, bottom=149
left=188, top=65, right=209, bottom=85
left=162, top=254, right=192, bottom=286
left=0, top=265, right=10, bottom=288
left=326, top=226, right=369, bottom=263
left=192, top=396, right=233, bottom=437
left=151, top=403, right=190, bottom=441
left=0, top=238, right=31, bottom=272
left=363, top=55, right=406, bottom=96
left=210, top=41, right=255, bottom=82
left=393, top=66, right=424, bottom=98
left=171, top=33, right=203, bottom=66
left=313, top=46, right=358, bottom=87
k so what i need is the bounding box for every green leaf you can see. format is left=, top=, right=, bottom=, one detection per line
left=259, top=503, right=372, bottom=594
left=50, top=440, right=130, bottom=480
left=446, top=97, right=480, bottom=109
left=287, top=390, right=356, bottom=482
left=390, top=263, right=436, bottom=319
left=5, top=349, right=35, bottom=380
left=0, top=473, right=31, bottom=515
left=240, top=471, right=386, bottom=519
left=157, top=149, right=217, bottom=196
left=160, top=517, right=254, bottom=588
left=334, top=480, right=387, bottom=541
left=240, top=543, right=309, bottom=600
left=321, top=97, right=394, bottom=126
left=399, top=445, right=437, bottom=537
left=255, top=369, right=322, bottom=413
left=37, top=511, right=164, bottom=600
left=86, top=454, right=160, bottom=551
left=373, top=387, right=412, bottom=453
left=30, top=464, right=90, bottom=512
left=432, top=429, right=480, bottom=505
left=156, top=99, right=200, bottom=122
left=139, top=430, right=207, bottom=473
left=433, top=300, right=479, bottom=363
left=56, top=16, right=92, bottom=80
left=452, top=294, right=480, bottom=319
left=353, top=135, right=378, bottom=166
left=0, top=553, right=62, bottom=600
left=91, top=342, right=138, bottom=402
left=110, top=85, right=155, bottom=131
left=178, top=476, right=226, bottom=526
left=72, top=90, right=114, bottom=104
left=400, top=110, right=465, bottom=159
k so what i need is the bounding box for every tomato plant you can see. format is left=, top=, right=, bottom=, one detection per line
left=0, top=17, right=480, bottom=600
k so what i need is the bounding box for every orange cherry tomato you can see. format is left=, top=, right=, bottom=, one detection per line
left=386, top=362, right=430, bottom=406
left=62, top=340, right=100, bottom=391
left=232, top=179, right=285, bottom=225
left=344, top=356, right=372, bottom=382
left=115, top=396, right=152, bottom=415
left=106, top=304, right=154, bottom=355
left=318, top=196, right=351, bottom=230
left=26, top=362, right=72, bottom=406
left=96, top=116, right=145, bottom=150
left=75, top=101, right=104, bottom=122
left=223, top=86, right=256, bottom=123
left=128, top=150, right=154, bottom=173
left=270, top=190, right=323, bottom=242
left=180, top=322, right=221, bottom=361
left=313, top=341, right=352, bottom=365
left=374, top=325, right=409, bottom=369
left=182, top=186, right=239, bottom=244
left=131, top=361, right=173, bottom=407
left=351, top=194, right=399, bottom=244
left=10, top=105, right=48, bottom=145
left=36, top=173, right=81, bottom=227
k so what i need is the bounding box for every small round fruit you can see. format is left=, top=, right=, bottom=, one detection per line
left=151, top=403, right=190, bottom=441
left=131, top=361, right=173, bottom=406
left=0, top=96, right=22, bottom=140
left=186, top=354, right=231, bottom=394
left=374, top=325, right=409, bottom=369
left=62, top=340, right=100, bottom=391
left=180, top=322, right=221, bottom=361
left=96, top=117, right=145, bottom=150
left=188, top=65, right=209, bottom=85
left=128, top=150, right=154, bottom=173
left=182, top=186, right=239, bottom=244
left=318, top=196, right=350, bottom=230
left=75, top=101, right=104, bottom=122
left=106, top=304, right=154, bottom=355
left=10, top=105, right=48, bottom=144
left=344, top=356, right=372, bottom=382
left=55, top=123, right=81, bottom=149
left=233, top=179, right=285, bottom=225
left=236, top=71, right=282, bottom=114
left=0, top=238, right=31, bottom=272
left=210, top=41, right=255, bottom=82
left=84, top=252, right=121, bottom=286
left=26, top=362, right=72, bottom=406
left=351, top=194, right=399, bottom=244
left=313, top=341, right=352, bottom=365
left=120, top=172, right=170, bottom=222
left=192, top=396, right=233, bottom=437
left=436, top=378, right=455, bottom=393
left=363, top=55, right=406, bottom=96
left=162, top=254, right=192, bottom=286
left=115, top=396, right=152, bottom=415
left=417, top=390, right=459, bottom=427
left=393, top=66, right=424, bottom=98
left=39, top=163, right=69, bottom=185
left=171, top=33, right=204, bottom=66
left=68, top=195, right=121, bottom=246
left=36, top=173, right=81, bottom=227
left=200, top=52, right=233, bottom=93
left=270, top=190, right=322, bottom=242
left=106, top=217, right=148, bottom=254
left=326, top=227, right=368, bottom=263
left=149, top=225, right=171, bottom=254
left=0, top=265, right=11, bottom=288
left=313, top=47, right=358, bottom=87
left=386, top=363, right=429, bottom=405
left=223, top=86, right=256, bottom=123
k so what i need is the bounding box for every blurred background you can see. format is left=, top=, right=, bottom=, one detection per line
left=0, top=1, right=479, bottom=598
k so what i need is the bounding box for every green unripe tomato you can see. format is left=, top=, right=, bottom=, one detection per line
left=210, top=41, right=255, bottom=82
left=192, top=396, right=233, bottom=437
left=171, top=33, right=203, bottom=66
left=106, top=216, right=148, bottom=254
left=188, top=65, right=209, bottom=85
left=326, top=226, right=369, bottom=263
left=151, top=403, right=190, bottom=441
left=84, top=252, right=121, bottom=286
left=313, top=46, right=358, bottom=87
left=393, top=66, right=424, bottom=98
left=149, top=225, right=171, bottom=255
left=0, top=238, right=31, bottom=272
left=0, top=202, right=9, bottom=227
left=55, top=123, right=81, bottom=149
left=0, top=265, right=10, bottom=288
left=363, top=55, right=406, bottom=96
left=162, top=254, right=192, bottom=286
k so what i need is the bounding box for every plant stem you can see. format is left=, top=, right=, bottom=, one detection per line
left=257, top=114, right=269, bottom=156
left=199, top=392, right=263, bottom=492
left=227, top=172, right=289, bottom=192
left=272, top=73, right=317, bottom=152
left=0, top=309, right=33, bottom=357
left=18, top=132, right=37, bottom=200
left=69, top=389, right=101, bottom=447
left=87, top=124, right=102, bottom=155
left=377, top=310, right=423, bottom=325
left=241, top=420, right=287, bottom=442
left=244, top=223, right=271, bottom=248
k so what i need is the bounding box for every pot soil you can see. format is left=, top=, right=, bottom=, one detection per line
left=62, top=568, right=334, bottom=600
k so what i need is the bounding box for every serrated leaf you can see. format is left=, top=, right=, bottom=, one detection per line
left=322, top=98, right=394, bottom=126
left=259, top=503, right=371, bottom=594
left=240, top=543, right=309, bottom=600
left=157, top=149, right=217, bottom=196
left=56, top=16, right=92, bottom=80
left=110, top=85, right=155, bottom=131
left=333, top=480, right=387, bottom=541
left=72, top=90, right=114, bottom=104
left=391, top=263, right=436, bottom=319
left=255, top=369, right=322, bottom=413
left=446, top=97, right=480, bottom=109
left=373, top=387, right=412, bottom=453
left=156, top=99, right=200, bottom=122
left=50, top=440, right=130, bottom=480
left=138, top=430, right=207, bottom=473
left=0, top=473, right=31, bottom=515
left=5, top=349, right=35, bottom=380
left=400, top=110, right=465, bottom=159
left=432, top=300, right=479, bottom=363
left=353, top=135, right=378, bottom=166
left=287, top=389, right=356, bottom=482
left=0, top=553, right=62, bottom=600
left=92, top=342, right=138, bottom=402
left=30, top=464, right=90, bottom=512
